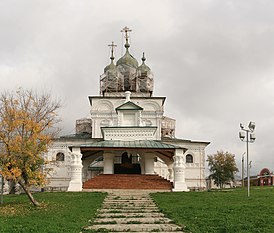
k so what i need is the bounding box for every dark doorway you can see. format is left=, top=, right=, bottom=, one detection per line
left=114, top=152, right=141, bottom=174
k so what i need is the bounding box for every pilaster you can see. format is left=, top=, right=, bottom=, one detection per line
left=172, top=148, right=189, bottom=192
left=144, top=152, right=155, bottom=174
left=103, top=152, right=114, bottom=174
left=67, top=147, right=83, bottom=192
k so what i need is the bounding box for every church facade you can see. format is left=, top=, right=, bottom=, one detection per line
left=44, top=27, right=210, bottom=192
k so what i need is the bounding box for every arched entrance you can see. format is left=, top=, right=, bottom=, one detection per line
left=114, top=152, right=141, bottom=174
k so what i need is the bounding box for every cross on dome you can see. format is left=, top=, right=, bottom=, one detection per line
left=108, top=41, right=117, bottom=61
left=121, top=26, right=132, bottom=49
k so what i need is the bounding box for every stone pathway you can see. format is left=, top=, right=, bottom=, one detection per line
left=83, top=190, right=186, bottom=232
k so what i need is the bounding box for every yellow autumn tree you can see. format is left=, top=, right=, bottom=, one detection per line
left=207, top=151, right=239, bottom=188
left=0, top=88, right=61, bottom=206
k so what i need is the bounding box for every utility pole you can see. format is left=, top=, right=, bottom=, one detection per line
left=242, top=152, right=245, bottom=187
left=239, top=122, right=256, bottom=197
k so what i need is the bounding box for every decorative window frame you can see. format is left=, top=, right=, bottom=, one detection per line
left=185, top=154, right=194, bottom=164
left=56, top=152, right=65, bottom=162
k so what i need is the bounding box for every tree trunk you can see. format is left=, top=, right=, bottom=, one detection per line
left=18, top=181, right=40, bottom=207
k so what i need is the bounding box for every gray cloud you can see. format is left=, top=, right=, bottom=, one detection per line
left=1, top=0, right=274, bottom=175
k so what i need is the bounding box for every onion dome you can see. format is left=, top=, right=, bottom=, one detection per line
left=104, top=59, right=116, bottom=73
left=138, top=52, right=151, bottom=73
left=116, top=37, right=138, bottom=68
left=104, top=41, right=117, bottom=73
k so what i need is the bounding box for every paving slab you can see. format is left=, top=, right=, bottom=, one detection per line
left=82, top=190, right=185, bottom=232
left=86, top=223, right=183, bottom=232
left=94, top=217, right=173, bottom=224
left=97, top=212, right=165, bottom=218
left=99, top=208, right=159, bottom=213
left=111, top=232, right=185, bottom=233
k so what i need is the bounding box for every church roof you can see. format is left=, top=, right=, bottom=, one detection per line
left=60, top=132, right=91, bottom=139
left=162, top=137, right=211, bottom=145
left=79, top=140, right=181, bottom=149
left=116, top=101, right=143, bottom=111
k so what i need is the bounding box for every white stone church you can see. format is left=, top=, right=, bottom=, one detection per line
left=44, top=27, right=210, bottom=192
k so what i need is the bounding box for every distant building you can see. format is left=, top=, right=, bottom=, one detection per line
left=206, top=177, right=239, bottom=190
left=240, top=168, right=274, bottom=187
left=257, top=168, right=274, bottom=186
left=44, top=27, right=210, bottom=192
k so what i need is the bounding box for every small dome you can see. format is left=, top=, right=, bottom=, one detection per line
left=138, top=53, right=151, bottom=73
left=104, top=41, right=117, bottom=73
left=104, top=60, right=116, bottom=73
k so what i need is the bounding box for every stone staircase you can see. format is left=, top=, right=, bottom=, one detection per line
left=82, top=190, right=185, bottom=232
left=83, top=174, right=173, bottom=190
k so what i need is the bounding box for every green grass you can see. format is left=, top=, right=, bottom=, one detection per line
left=151, top=187, right=274, bottom=233
left=0, top=192, right=107, bottom=233
left=2, top=188, right=274, bottom=233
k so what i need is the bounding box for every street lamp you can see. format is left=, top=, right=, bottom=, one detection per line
left=241, top=152, right=246, bottom=188
left=239, top=121, right=256, bottom=197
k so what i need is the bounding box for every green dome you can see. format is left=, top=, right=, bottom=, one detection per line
left=104, top=60, right=116, bottom=73
left=138, top=53, right=151, bottom=73
left=116, top=49, right=139, bottom=68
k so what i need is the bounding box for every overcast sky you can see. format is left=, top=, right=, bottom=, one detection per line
left=1, top=0, right=274, bottom=175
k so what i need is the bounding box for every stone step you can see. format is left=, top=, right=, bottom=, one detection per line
left=104, top=201, right=154, bottom=205
left=111, top=232, right=185, bottom=233
left=99, top=208, right=159, bottom=213
left=101, top=206, right=159, bottom=210
left=110, top=193, right=151, bottom=195
left=104, top=197, right=154, bottom=203
left=106, top=196, right=151, bottom=200
left=83, top=174, right=173, bottom=190
left=106, top=198, right=151, bottom=201
left=97, top=212, right=165, bottom=218
left=83, top=189, right=171, bottom=194
left=84, top=191, right=186, bottom=233
left=104, top=199, right=153, bottom=202
left=104, top=200, right=155, bottom=205
left=94, top=217, right=173, bottom=224
left=103, top=204, right=156, bottom=208
left=86, top=223, right=184, bottom=232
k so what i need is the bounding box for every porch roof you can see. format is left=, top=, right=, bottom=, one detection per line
left=79, top=140, right=181, bottom=150
left=78, top=140, right=186, bottom=159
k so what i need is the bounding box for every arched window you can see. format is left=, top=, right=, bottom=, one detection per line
left=56, top=152, right=65, bottom=162
left=186, top=154, right=193, bottom=163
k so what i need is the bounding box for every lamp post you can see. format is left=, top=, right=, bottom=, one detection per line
left=241, top=152, right=246, bottom=188
left=239, top=122, right=256, bottom=197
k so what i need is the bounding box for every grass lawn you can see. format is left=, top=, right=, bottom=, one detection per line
left=151, top=187, right=274, bottom=233
left=0, top=192, right=107, bottom=233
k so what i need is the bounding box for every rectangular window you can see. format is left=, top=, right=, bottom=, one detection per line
left=123, top=113, right=136, bottom=126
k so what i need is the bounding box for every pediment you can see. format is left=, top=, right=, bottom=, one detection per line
left=116, top=101, right=143, bottom=111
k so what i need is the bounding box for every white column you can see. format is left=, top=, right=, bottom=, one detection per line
left=168, top=166, right=174, bottom=181
left=144, top=152, right=154, bottom=174
left=173, top=149, right=189, bottom=192
left=103, top=152, right=114, bottom=174
left=67, top=147, right=83, bottom=192
left=138, top=153, right=145, bottom=174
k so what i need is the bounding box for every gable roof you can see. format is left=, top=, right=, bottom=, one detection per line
left=116, top=101, right=143, bottom=111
